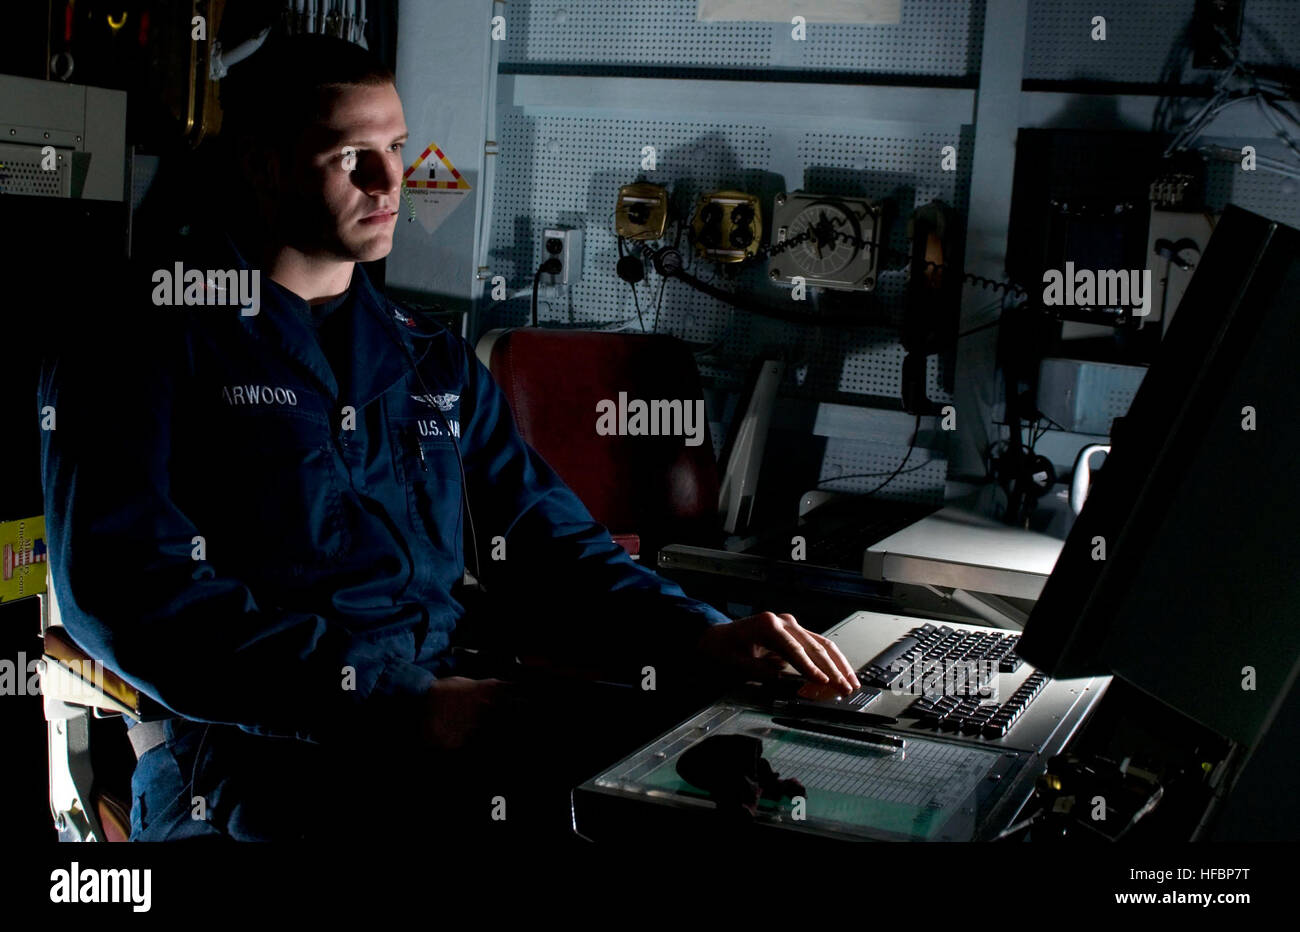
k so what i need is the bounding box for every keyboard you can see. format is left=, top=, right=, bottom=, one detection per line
left=858, top=621, right=1023, bottom=690
left=791, top=622, right=1050, bottom=740
left=873, top=623, right=1047, bottom=739
left=907, top=672, right=1049, bottom=739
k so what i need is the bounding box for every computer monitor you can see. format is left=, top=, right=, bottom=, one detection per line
left=1017, top=205, right=1300, bottom=750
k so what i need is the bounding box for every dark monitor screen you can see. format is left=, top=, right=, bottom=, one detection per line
left=1017, top=205, right=1300, bottom=749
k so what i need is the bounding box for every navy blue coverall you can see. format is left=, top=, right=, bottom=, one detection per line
left=39, top=232, right=730, bottom=840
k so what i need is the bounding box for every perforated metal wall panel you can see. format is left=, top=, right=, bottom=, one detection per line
left=1025, top=0, right=1300, bottom=82
left=481, top=107, right=970, bottom=499
left=1202, top=145, right=1300, bottom=229
left=483, top=0, right=1300, bottom=505
left=1024, top=1, right=1300, bottom=230
left=485, top=0, right=989, bottom=501
left=501, top=0, right=985, bottom=77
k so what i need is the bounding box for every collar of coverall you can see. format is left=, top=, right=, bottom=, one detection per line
left=218, top=231, right=441, bottom=409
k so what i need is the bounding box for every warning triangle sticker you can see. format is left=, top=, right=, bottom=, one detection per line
left=403, top=142, right=471, bottom=190
left=400, top=141, right=472, bottom=235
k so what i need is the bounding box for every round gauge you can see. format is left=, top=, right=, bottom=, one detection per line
left=782, top=200, right=863, bottom=279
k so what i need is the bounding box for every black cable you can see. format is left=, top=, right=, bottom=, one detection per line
left=634, top=232, right=1027, bottom=331
left=652, top=275, right=667, bottom=333
left=1152, top=18, right=1195, bottom=136
left=531, top=258, right=562, bottom=328
left=673, top=265, right=887, bottom=328
left=822, top=412, right=924, bottom=498
left=403, top=354, right=482, bottom=588
left=751, top=220, right=1031, bottom=300
left=677, top=218, right=695, bottom=275
left=1036, top=410, right=1068, bottom=433
left=531, top=266, right=542, bottom=328
left=637, top=198, right=1030, bottom=331
left=955, top=317, right=1004, bottom=340
left=813, top=456, right=937, bottom=486
left=373, top=305, right=483, bottom=587
left=628, top=279, right=646, bottom=332
left=630, top=239, right=880, bottom=329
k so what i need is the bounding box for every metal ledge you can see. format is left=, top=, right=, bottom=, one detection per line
left=502, top=73, right=977, bottom=126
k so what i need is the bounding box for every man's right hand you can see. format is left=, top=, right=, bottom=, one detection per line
left=418, top=676, right=509, bottom=750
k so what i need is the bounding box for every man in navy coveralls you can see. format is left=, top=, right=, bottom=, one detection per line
left=40, top=34, right=859, bottom=841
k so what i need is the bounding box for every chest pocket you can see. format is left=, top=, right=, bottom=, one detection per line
left=387, top=398, right=464, bottom=566
left=190, top=404, right=349, bottom=582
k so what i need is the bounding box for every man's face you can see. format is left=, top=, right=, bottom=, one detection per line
left=273, top=81, right=408, bottom=263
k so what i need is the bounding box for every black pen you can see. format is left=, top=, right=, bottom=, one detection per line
left=771, top=699, right=898, bottom=728
left=771, top=716, right=906, bottom=751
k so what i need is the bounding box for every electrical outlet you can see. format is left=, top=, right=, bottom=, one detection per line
left=542, top=227, right=583, bottom=285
